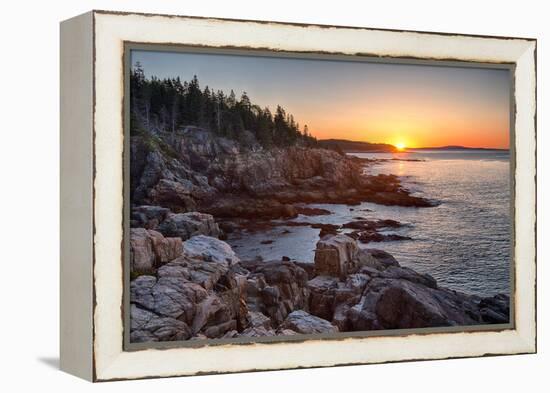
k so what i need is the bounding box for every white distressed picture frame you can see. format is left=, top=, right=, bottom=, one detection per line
left=60, top=10, right=536, bottom=382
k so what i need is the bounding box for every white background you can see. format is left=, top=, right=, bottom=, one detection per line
left=0, top=0, right=545, bottom=391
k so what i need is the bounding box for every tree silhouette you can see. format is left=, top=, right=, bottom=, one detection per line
left=129, top=64, right=318, bottom=149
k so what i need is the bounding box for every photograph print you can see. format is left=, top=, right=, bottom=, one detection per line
left=127, top=47, right=512, bottom=345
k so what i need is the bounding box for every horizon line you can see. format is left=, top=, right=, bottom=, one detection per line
left=318, top=138, right=509, bottom=150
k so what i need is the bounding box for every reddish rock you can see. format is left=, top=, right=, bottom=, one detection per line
left=130, top=228, right=183, bottom=273
left=314, top=234, right=358, bottom=278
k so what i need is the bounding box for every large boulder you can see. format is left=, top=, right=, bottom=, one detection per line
left=130, top=205, right=170, bottom=229
left=280, top=310, right=339, bottom=334
left=130, top=304, right=192, bottom=343
left=130, top=228, right=183, bottom=272
left=345, top=277, right=509, bottom=331
left=157, top=212, right=220, bottom=240
left=307, top=275, right=340, bottom=321
left=149, top=179, right=197, bottom=212
left=314, top=234, right=359, bottom=277
left=355, top=248, right=400, bottom=271
left=130, top=275, right=208, bottom=324
left=182, top=235, right=239, bottom=266
left=307, top=273, right=370, bottom=324
left=242, top=260, right=310, bottom=326
left=247, top=311, right=273, bottom=329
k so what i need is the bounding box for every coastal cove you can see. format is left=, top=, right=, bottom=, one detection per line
left=226, top=149, right=511, bottom=297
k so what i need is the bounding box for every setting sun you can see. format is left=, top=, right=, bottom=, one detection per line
left=396, top=142, right=406, bottom=151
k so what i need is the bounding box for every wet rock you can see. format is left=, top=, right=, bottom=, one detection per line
left=310, top=223, right=340, bottom=237
left=379, top=266, right=438, bottom=289
left=294, top=206, right=332, bottom=216
left=314, top=235, right=358, bottom=278
left=346, top=230, right=412, bottom=244
left=342, top=219, right=402, bottom=231
left=356, top=248, right=400, bottom=271
left=157, top=212, right=220, bottom=241
left=280, top=310, right=339, bottom=334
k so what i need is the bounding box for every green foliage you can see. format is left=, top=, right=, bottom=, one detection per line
left=129, top=63, right=318, bottom=149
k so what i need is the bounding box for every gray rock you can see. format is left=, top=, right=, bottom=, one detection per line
left=130, top=304, right=192, bottom=343
left=130, top=275, right=208, bottom=324
left=131, top=205, right=170, bottom=229
left=247, top=311, right=273, bottom=329
left=280, top=310, right=339, bottom=334
left=242, top=260, right=310, bottom=326
left=346, top=277, right=494, bottom=330
left=240, top=326, right=276, bottom=337
left=157, top=212, right=220, bottom=240
left=307, top=274, right=370, bottom=323
left=307, top=275, right=340, bottom=321
left=182, top=235, right=239, bottom=266
left=277, top=328, right=298, bottom=336
left=379, top=266, right=438, bottom=289
left=149, top=179, right=197, bottom=211
left=355, top=248, right=400, bottom=271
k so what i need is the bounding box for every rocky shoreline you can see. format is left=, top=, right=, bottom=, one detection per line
left=130, top=229, right=509, bottom=342
left=129, top=128, right=509, bottom=343
left=131, top=128, right=436, bottom=223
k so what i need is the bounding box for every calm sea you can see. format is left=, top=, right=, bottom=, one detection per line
left=227, top=149, right=511, bottom=297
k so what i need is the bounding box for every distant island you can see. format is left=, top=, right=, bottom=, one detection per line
left=409, top=145, right=509, bottom=151
left=318, top=139, right=398, bottom=153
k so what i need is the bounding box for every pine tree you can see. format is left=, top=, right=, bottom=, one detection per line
left=129, top=66, right=317, bottom=149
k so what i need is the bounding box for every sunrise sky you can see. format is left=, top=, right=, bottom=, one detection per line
left=132, top=50, right=511, bottom=149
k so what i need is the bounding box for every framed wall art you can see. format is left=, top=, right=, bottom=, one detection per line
left=60, top=10, right=537, bottom=381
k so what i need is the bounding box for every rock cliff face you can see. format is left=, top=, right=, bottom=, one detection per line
left=129, top=232, right=509, bottom=342
left=130, top=129, right=435, bottom=221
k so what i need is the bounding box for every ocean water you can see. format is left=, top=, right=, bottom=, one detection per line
left=226, top=149, right=511, bottom=297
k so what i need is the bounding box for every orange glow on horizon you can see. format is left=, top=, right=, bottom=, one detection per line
left=294, top=80, right=510, bottom=149
left=304, top=102, right=509, bottom=148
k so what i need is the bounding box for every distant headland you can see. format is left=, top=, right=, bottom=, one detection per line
left=408, top=145, right=509, bottom=151
left=319, top=139, right=509, bottom=153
